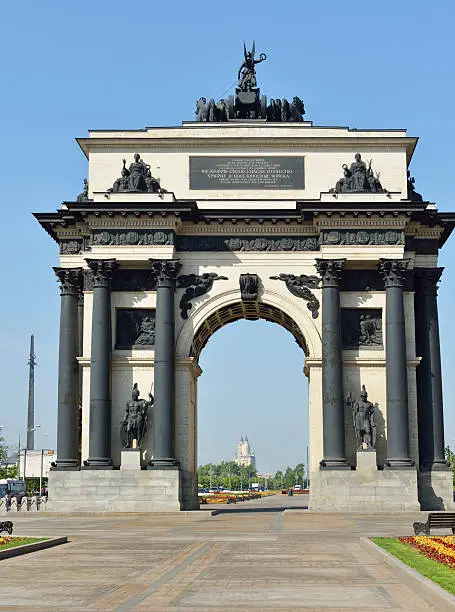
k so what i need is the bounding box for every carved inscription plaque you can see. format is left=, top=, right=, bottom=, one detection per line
left=189, top=156, right=305, bottom=190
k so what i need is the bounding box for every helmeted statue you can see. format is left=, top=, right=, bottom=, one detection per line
left=237, top=41, right=267, bottom=92
left=346, top=385, right=376, bottom=450
left=120, top=383, right=153, bottom=448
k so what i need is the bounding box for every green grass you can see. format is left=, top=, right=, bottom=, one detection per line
left=372, top=537, right=455, bottom=596
left=0, top=537, right=48, bottom=551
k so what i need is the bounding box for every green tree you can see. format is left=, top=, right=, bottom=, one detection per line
left=0, top=434, right=6, bottom=465
left=283, top=466, right=295, bottom=488
left=274, top=470, right=284, bottom=489
left=445, top=445, right=455, bottom=486
left=198, top=461, right=257, bottom=490
left=0, top=435, right=17, bottom=479
left=294, top=463, right=305, bottom=487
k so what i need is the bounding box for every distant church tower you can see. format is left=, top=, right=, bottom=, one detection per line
left=233, top=435, right=256, bottom=468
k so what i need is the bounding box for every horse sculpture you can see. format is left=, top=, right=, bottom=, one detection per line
left=195, top=97, right=228, bottom=122
left=267, top=96, right=305, bottom=122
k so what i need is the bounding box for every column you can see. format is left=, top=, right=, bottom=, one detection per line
left=315, top=259, right=348, bottom=468
left=379, top=259, right=413, bottom=467
left=77, top=293, right=84, bottom=448
left=84, top=259, right=118, bottom=468
left=414, top=267, right=448, bottom=469
left=53, top=267, right=83, bottom=469
left=149, top=258, right=181, bottom=467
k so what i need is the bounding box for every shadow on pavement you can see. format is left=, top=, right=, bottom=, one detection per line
left=211, top=505, right=308, bottom=514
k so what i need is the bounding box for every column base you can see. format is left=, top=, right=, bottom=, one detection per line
left=83, top=458, right=113, bottom=470
left=320, top=458, right=351, bottom=469
left=148, top=458, right=180, bottom=469
left=50, top=461, right=80, bottom=472
left=421, top=460, right=450, bottom=471
left=385, top=458, right=415, bottom=469
left=418, top=468, right=455, bottom=511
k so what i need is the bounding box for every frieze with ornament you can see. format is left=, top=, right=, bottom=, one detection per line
left=321, top=229, right=404, bottom=246
left=91, top=229, right=174, bottom=247
left=60, top=239, right=84, bottom=254
left=177, top=235, right=319, bottom=252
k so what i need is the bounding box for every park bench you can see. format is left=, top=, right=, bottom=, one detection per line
left=0, top=521, right=13, bottom=534
left=413, top=512, right=455, bottom=535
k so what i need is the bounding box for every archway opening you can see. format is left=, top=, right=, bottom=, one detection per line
left=195, top=304, right=309, bottom=495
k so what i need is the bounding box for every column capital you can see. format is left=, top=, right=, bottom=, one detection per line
left=53, top=267, right=83, bottom=296
left=315, top=259, right=345, bottom=288
left=149, top=259, right=181, bottom=287
left=414, top=267, right=444, bottom=296
left=85, top=259, right=118, bottom=288
left=378, top=259, right=408, bottom=288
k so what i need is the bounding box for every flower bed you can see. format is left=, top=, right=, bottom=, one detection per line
left=399, top=536, right=455, bottom=569
left=0, top=536, right=47, bottom=551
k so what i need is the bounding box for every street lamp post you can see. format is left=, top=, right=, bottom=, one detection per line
left=39, top=449, right=44, bottom=494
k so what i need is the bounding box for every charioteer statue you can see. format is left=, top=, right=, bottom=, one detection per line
left=120, top=383, right=154, bottom=448
left=237, top=41, right=267, bottom=92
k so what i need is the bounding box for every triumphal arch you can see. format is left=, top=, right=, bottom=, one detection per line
left=36, top=45, right=455, bottom=512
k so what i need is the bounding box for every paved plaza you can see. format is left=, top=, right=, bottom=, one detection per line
left=1, top=495, right=454, bottom=611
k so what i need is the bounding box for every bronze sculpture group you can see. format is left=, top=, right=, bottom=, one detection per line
left=195, top=42, right=305, bottom=122
left=331, top=153, right=385, bottom=194
left=107, top=154, right=164, bottom=194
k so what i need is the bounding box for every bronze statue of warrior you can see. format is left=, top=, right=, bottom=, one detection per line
left=348, top=385, right=376, bottom=450
left=120, top=383, right=153, bottom=448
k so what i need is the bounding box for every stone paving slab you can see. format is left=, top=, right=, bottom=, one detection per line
left=0, top=495, right=453, bottom=611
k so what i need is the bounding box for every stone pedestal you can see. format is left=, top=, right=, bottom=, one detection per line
left=418, top=469, right=454, bottom=511
left=120, top=449, right=141, bottom=471
left=310, top=452, right=419, bottom=511
left=47, top=467, right=181, bottom=512
left=355, top=450, right=377, bottom=476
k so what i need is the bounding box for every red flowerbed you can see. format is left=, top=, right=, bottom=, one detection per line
left=399, top=536, right=455, bottom=569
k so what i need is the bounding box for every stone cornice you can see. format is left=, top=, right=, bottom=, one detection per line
left=34, top=201, right=455, bottom=249
left=76, top=130, right=418, bottom=165
left=84, top=217, right=180, bottom=230
left=314, top=216, right=409, bottom=230
left=405, top=221, right=444, bottom=240
left=177, top=222, right=315, bottom=235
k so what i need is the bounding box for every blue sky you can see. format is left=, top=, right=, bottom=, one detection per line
left=1, top=1, right=455, bottom=472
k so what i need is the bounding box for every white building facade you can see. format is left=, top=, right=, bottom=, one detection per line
left=234, top=436, right=256, bottom=468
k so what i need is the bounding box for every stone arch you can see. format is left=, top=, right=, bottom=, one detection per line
left=175, top=286, right=320, bottom=510
left=175, top=287, right=321, bottom=362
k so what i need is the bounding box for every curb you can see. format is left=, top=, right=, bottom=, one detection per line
left=37, top=510, right=217, bottom=519
left=361, top=537, right=455, bottom=610
left=0, top=536, right=68, bottom=560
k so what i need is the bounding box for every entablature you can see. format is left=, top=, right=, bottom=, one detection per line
left=34, top=199, right=455, bottom=256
